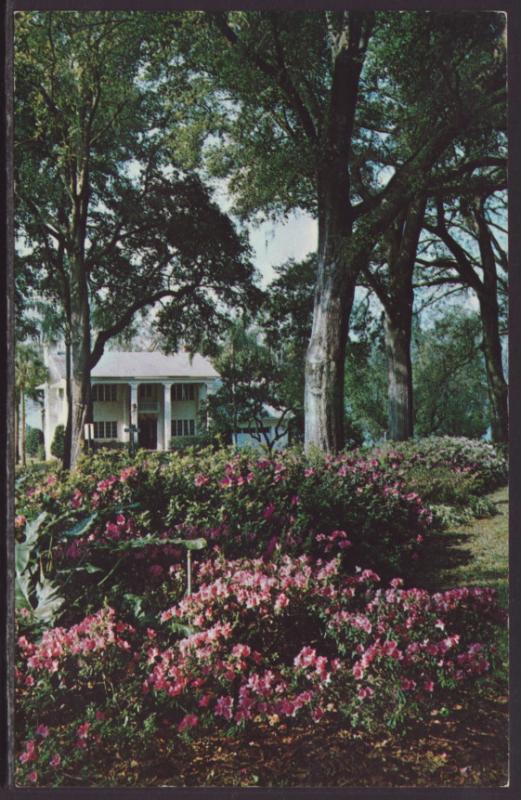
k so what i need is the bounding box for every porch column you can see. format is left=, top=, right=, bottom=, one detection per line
left=130, top=382, right=139, bottom=428
left=163, top=382, right=173, bottom=451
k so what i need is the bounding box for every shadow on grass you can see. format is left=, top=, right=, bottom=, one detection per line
left=409, top=530, right=474, bottom=592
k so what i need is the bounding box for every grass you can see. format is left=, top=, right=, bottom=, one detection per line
left=411, top=485, right=509, bottom=607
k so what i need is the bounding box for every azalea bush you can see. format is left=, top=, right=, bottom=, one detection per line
left=17, top=447, right=433, bottom=586
left=371, top=437, right=507, bottom=508
left=15, top=554, right=505, bottom=786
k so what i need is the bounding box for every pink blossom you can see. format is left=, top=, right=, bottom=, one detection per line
left=50, top=754, right=61, bottom=767
left=76, top=721, right=91, bottom=739
left=215, top=695, right=234, bottom=720
left=262, top=503, right=276, bottom=520
left=36, top=724, right=49, bottom=738
left=194, top=473, right=209, bottom=487
left=178, top=714, right=198, bottom=733
left=28, top=771, right=38, bottom=783
left=15, top=515, right=27, bottom=528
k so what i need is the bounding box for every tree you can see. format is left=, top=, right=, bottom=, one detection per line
left=206, top=322, right=292, bottom=453
left=420, top=191, right=508, bottom=442
left=414, top=312, right=490, bottom=438
left=15, top=11, right=257, bottom=467
left=15, top=345, right=48, bottom=466
left=153, top=10, right=506, bottom=451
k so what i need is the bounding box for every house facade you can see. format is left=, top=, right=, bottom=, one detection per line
left=41, top=349, right=288, bottom=458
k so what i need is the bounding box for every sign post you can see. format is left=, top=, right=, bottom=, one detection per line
left=124, top=423, right=139, bottom=456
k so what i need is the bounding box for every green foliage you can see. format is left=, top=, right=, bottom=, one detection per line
left=50, top=425, right=65, bottom=460
left=207, top=321, right=291, bottom=450
left=26, top=428, right=44, bottom=458
left=414, top=312, right=490, bottom=438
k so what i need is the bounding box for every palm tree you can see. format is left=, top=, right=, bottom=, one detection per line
left=15, top=344, right=48, bottom=466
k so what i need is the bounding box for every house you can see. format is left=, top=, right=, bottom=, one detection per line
left=41, top=348, right=289, bottom=458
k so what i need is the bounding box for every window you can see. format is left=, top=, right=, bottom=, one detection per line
left=92, top=384, right=118, bottom=402
left=138, top=384, right=157, bottom=399
left=172, top=384, right=196, bottom=401
left=171, top=419, right=195, bottom=437
left=93, top=421, right=118, bottom=439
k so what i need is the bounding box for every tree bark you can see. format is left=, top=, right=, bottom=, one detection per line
left=304, top=194, right=357, bottom=451
left=480, top=292, right=508, bottom=442
left=62, top=334, right=73, bottom=470
left=384, top=312, right=414, bottom=440
left=304, top=12, right=374, bottom=453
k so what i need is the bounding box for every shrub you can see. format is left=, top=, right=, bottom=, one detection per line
left=50, top=425, right=65, bottom=460
left=16, top=447, right=434, bottom=625
left=15, top=556, right=505, bottom=786
left=26, top=428, right=44, bottom=458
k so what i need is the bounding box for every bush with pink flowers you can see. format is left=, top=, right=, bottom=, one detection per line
left=16, top=446, right=435, bottom=628
left=15, top=553, right=505, bottom=786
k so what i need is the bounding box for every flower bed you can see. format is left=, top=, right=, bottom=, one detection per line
left=16, top=447, right=434, bottom=618
left=15, top=554, right=505, bottom=786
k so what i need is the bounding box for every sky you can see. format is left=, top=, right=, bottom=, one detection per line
left=247, top=211, right=317, bottom=286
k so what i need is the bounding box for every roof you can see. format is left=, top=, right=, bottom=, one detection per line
left=46, top=350, right=219, bottom=381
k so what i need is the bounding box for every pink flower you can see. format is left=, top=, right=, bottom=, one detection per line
left=178, top=714, right=198, bottom=733
left=15, top=515, right=27, bottom=528
left=70, top=489, right=83, bottom=509
left=390, top=578, right=404, bottom=589
left=95, top=711, right=106, bottom=721
left=357, top=686, right=374, bottom=700
left=311, top=706, right=325, bottom=722
left=219, top=476, right=233, bottom=489
left=194, top=473, right=209, bottom=487
left=36, top=724, right=49, bottom=738
left=215, top=695, right=234, bottom=720
left=50, top=754, right=61, bottom=767
left=198, top=694, right=212, bottom=708
left=28, top=771, right=38, bottom=783
left=275, top=593, right=289, bottom=612
left=424, top=680, right=435, bottom=692
left=262, top=503, right=276, bottom=520
left=76, top=721, right=91, bottom=739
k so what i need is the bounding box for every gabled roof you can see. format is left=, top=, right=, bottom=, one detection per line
left=46, top=350, right=219, bottom=380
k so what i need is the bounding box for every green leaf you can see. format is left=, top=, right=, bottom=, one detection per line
left=63, top=512, right=98, bottom=538
left=171, top=537, right=207, bottom=550
left=15, top=543, right=32, bottom=576
left=23, top=511, right=48, bottom=546
left=15, top=574, right=32, bottom=610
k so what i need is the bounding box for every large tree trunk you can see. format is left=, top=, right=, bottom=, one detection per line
left=62, top=334, right=73, bottom=470
left=479, top=291, right=508, bottom=443
left=473, top=202, right=508, bottom=443
left=384, top=311, right=414, bottom=440
left=304, top=231, right=356, bottom=452
left=384, top=199, right=425, bottom=440
left=67, top=200, right=92, bottom=468
left=304, top=13, right=374, bottom=453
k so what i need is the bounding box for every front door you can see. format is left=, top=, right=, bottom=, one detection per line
left=138, top=415, right=157, bottom=450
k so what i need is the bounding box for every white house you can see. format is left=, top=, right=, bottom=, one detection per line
left=41, top=349, right=289, bottom=458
